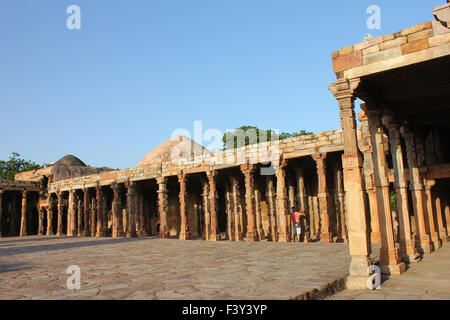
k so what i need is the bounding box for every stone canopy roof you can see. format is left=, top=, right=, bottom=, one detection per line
left=137, top=135, right=211, bottom=166
left=53, top=155, right=87, bottom=167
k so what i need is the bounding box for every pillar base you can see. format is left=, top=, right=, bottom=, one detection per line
left=415, top=235, right=433, bottom=254
left=346, top=276, right=372, bottom=290
left=245, top=232, right=259, bottom=242
left=430, top=233, right=442, bottom=249
left=400, top=253, right=421, bottom=264
left=158, top=232, right=171, bottom=239
left=320, top=232, right=333, bottom=243
left=209, top=234, right=218, bottom=242
left=137, top=230, right=147, bottom=238
left=439, top=229, right=448, bottom=243
left=179, top=231, right=192, bottom=240
left=277, top=233, right=290, bottom=243
left=380, top=262, right=406, bottom=276
left=126, top=231, right=137, bottom=238
left=47, top=231, right=54, bottom=236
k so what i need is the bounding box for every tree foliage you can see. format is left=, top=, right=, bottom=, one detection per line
left=222, top=126, right=313, bottom=150
left=0, top=152, right=48, bottom=181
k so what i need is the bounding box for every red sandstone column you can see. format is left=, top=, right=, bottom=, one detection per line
left=157, top=177, right=170, bottom=239
left=225, top=185, right=234, bottom=241
left=178, top=174, right=192, bottom=240
left=207, top=171, right=219, bottom=241
left=312, top=153, right=333, bottom=243
left=112, top=184, right=124, bottom=238
left=329, top=78, right=372, bottom=289
left=276, top=161, right=290, bottom=242
left=56, top=191, right=64, bottom=236
left=95, top=186, right=106, bottom=237
left=366, top=108, right=405, bottom=275
left=295, top=168, right=311, bottom=242
left=241, top=164, right=259, bottom=242
left=400, top=123, right=433, bottom=254
left=433, top=188, right=448, bottom=244
left=424, top=180, right=441, bottom=249
left=265, top=176, right=277, bottom=242
left=0, top=190, right=4, bottom=237
left=125, top=182, right=137, bottom=238
left=67, top=190, right=75, bottom=236
left=230, top=176, right=243, bottom=241
left=76, top=193, right=82, bottom=236
left=47, top=195, right=54, bottom=236
left=445, top=197, right=450, bottom=235
left=335, top=167, right=348, bottom=243
left=82, top=188, right=90, bottom=236
left=19, top=190, right=28, bottom=237
left=201, top=178, right=211, bottom=241
left=382, top=111, right=417, bottom=263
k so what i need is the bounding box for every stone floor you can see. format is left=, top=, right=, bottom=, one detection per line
left=329, top=243, right=450, bottom=300
left=0, top=236, right=352, bottom=300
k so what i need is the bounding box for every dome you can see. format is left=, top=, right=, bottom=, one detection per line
left=137, top=135, right=210, bottom=166
left=53, top=155, right=87, bottom=167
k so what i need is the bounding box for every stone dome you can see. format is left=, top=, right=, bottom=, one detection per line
left=53, top=155, right=87, bottom=167
left=137, top=135, right=210, bottom=166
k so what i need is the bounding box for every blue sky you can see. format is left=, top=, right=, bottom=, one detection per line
left=0, top=0, right=443, bottom=169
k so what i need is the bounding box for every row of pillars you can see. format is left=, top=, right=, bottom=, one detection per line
left=0, top=190, right=34, bottom=238
left=330, top=78, right=450, bottom=289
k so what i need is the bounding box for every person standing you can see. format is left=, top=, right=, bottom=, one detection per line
left=291, top=207, right=306, bottom=242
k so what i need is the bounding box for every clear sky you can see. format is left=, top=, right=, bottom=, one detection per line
left=0, top=0, right=443, bottom=169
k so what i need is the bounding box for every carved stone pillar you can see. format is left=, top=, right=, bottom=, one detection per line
left=444, top=197, right=450, bottom=239
left=90, top=196, right=97, bottom=237
left=157, top=177, right=170, bottom=239
left=366, top=108, right=405, bottom=275
left=312, top=153, right=333, bottom=243
left=178, top=174, right=191, bottom=240
left=295, top=168, right=310, bottom=242
left=47, top=195, right=54, bottom=236
left=336, top=167, right=348, bottom=243
left=83, top=189, right=90, bottom=236
left=19, top=190, right=28, bottom=237
left=230, top=176, right=243, bottom=241
left=125, top=182, right=137, bottom=238
left=201, top=178, right=211, bottom=241
left=225, top=185, right=234, bottom=241
left=265, top=176, right=277, bottom=242
left=276, top=162, right=290, bottom=242
left=67, top=190, right=75, bottom=236
left=96, top=187, right=106, bottom=237
left=207, top=171, right=219, bottom=241
left=400, top=123, right=433, bottom=254
left=38, top=205, right=45, bottom=236
left=112, top=184, right=124, bottom=238
left=136, top=189, right=146, bottom=238
left=329, top=78, right=372, bottom=289
left=0, top=191, right=4, bottom=237
left=56, top=191, right=64, bottom=236
left=77, top=193, right=83, bottom=236
left=424, top=180, right=441, bottom=250
left=382, top=111, right=418, bottom=263
left=254, top=185, right=264, bottom=240
left=241, top=164, right=259, bottom=242
left=433, top=188, right=448, bottom=244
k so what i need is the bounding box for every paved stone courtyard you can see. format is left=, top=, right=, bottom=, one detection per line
left=329, top=244, right=450, bottom=300
left=0, top=236, right=352, bottom=300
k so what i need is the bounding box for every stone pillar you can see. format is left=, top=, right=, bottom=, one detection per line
left=0, top=190, right=4, bottom=237
left=382, top=111, right=417, bottom=263
left=19, top=190, right=28, bottom=237
left=230, top=176, right=243, bottom=241
left=336, top=167, right=348, bottom=243
left=178, top=174, right=192, bottom=240
left=358, top=110, right=381, bottom=244
left=47, top=195, right=54, bottom=236
left=96, top=187, right=106, bottom=237
left=67, top=190, right=75, bottom=236
left=83, top=189, right=90, bottom=236
left=312, top=153, right=333, bottom=243
left=77, top=193, right=83, bottom=236
left=56, top=191, right=64, bottom=236
left=38, top=207, right=45, bottom=236
left=125, top=182, right=137, bottom=238
left=329, top=78, right=372, bottom=289
left=255, top=185, right=264, bottom=240
left=241, top=164, right=259, bottom=242
left=295, top=168, right=310, bottom=242
left=366, top=108, right=405, bottom=275
left=445, top=197, right=450, bottom=237
left=157, top=177, right=170, bottom=239
left=136, top=189, right=146, bottom=238
left=433, top=188, right=448, bottom=244
left=112, top=184, right=124, bottom=238
left=90, top=196, right=96, bottom=237
left=207, top=171, right=219, bottom=241
left=226, top=185, right=234, bottom=241
left=424, top=180, right=441, bottom=249
left=400, top=123, right=433, bottom=254
left=265, top=176, right=277, bottom=242
left=201, top=178, right=211, bottom=241
left=276, top=162, right=290, bottom=242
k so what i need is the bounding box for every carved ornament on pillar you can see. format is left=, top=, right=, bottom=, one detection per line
left=178, top=174, right=192, bottom=240
left=156, top=177, right=170, bottom=239
left=241, top=164, right=259, bottom=242
left=207, top=170, right=219, bottom=241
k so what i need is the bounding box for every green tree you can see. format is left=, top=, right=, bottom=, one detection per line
left=0, top=152, right=48, bottom=181
left=222, top=126, right=313, bottom=150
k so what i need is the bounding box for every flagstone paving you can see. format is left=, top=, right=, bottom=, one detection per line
left=0, top=236, right=351, bottom=300
left=329, top=243, right=450, bottom=300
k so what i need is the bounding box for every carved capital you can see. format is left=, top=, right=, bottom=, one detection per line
left=328, top=78, right=361, bottom=103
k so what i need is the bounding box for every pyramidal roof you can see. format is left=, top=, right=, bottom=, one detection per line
left=137, top=135, right=210, bottom=166
left=54, top=155, right=87, bottom=167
